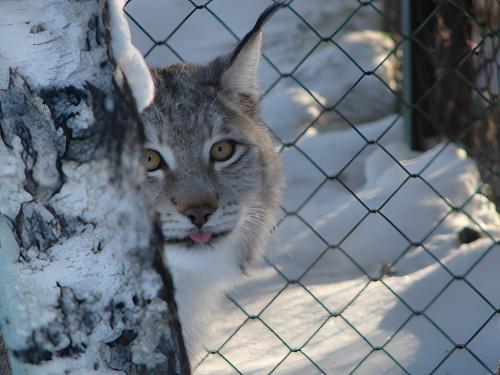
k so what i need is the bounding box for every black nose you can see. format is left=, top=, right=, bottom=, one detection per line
left=183, top=205, right=216, bottom=227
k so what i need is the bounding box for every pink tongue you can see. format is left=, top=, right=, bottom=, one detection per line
left=189, top=231, right=213, bottom=243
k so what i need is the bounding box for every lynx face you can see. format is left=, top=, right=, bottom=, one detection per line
left=141, top=30, right=282, bottom=270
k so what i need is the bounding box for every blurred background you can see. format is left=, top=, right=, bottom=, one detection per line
left=125, top=1, right=500, bottom=374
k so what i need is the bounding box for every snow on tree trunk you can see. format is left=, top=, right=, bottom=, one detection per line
left=0, top=1, right=190, bottom=374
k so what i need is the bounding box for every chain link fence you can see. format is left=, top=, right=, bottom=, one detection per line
left=125, top=0, right=499, bottom=373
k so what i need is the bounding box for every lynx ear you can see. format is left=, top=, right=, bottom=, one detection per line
left=219, top=1, right=287, bottom=96
left=221, top=32, right=262, bottom=96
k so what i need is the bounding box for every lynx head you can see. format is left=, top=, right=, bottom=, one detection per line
left=141, top=4, right=283, bottom=276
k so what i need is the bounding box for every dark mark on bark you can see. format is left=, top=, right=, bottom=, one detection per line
left=30, top=23, right=46, bottom=34
left=11, top=284, right=99, bottom=364
left=16, top=202, right=62, bottom=252
left=109, top=330, right=137, bottom=348
left=85, top=14, right=103, bottom=52
left=103, top=330, right=138, bottom=373
left=92, top=238, right=104, bottom=253
left=40, top=78, right=140, bottom=170
left=13, top=346, right=52, bottom=365
left=33, top=36, right=62, bottom=46
left=0, top=71, right=65, bottom=200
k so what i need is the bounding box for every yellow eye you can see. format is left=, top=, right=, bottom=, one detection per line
left=145, top=149, right=162, bottom=171
left=210, top=140, right=235, bottom=162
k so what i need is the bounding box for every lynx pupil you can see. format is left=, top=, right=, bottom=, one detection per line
left=210, top=140, right=234, bottom=162
left=145, top=149, right=162, bottom=171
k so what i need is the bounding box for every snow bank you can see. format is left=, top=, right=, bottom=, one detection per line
left=261, top=30, right=399, bottom=139
left=196, top=117, right=500, bottom=374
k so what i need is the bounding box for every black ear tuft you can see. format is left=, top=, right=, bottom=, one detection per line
left=229, top=1, right=288, bottom=65
left=218, top=1, right=288, bottom=96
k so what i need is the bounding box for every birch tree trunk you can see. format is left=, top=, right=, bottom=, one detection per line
left=0, top=1, right=190, bottom=374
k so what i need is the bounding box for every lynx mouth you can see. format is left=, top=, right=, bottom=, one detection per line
left=165, top=230, right=231, bottom=248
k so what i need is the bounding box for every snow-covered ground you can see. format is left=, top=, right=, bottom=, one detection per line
left=126, top=1, right=500, bottom=374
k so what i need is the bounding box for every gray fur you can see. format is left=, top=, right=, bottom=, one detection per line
left=141, top=5, right=284, bottom=360
left=142, top=40, right=282, bottom=268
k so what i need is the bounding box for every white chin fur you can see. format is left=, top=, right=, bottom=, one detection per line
left=164, top=235, right=242, bottom=284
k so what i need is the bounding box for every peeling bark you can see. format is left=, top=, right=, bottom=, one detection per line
left=0, top=1, right=190, bottom=374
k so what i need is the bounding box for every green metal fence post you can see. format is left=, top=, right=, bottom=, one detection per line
left=401, top=0, right=413, bottom=150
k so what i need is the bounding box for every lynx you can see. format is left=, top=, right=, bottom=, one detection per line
left=141, top=2, right=284, bottom=361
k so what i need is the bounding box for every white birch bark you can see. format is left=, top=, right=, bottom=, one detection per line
left=0, top=1, right=190, bottom=374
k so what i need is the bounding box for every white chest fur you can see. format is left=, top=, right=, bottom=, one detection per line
left=164, top=237, right=244, bottom=362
